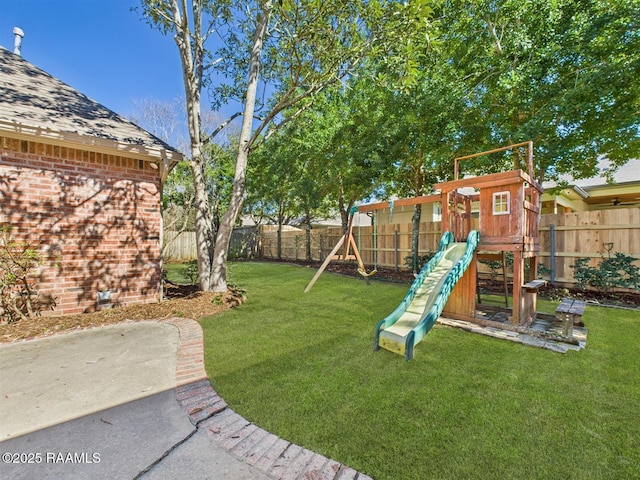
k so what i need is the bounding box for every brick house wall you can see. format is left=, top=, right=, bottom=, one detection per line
left=0, top=135, right=162, bottom=315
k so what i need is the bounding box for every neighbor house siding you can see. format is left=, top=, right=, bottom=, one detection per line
left=0, top=135, right=161, bottom=315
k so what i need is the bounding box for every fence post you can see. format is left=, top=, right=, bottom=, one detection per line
left=550, top=223, right=555, bottom=285
left=394, top=229, right=399, bottom=271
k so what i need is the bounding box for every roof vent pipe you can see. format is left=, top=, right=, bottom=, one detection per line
left=13, top=27, right=24, bottom=56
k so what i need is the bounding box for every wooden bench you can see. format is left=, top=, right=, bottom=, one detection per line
left=520, top=279, right=547, bottom=326
left=555, top=298, right=587, bottom=338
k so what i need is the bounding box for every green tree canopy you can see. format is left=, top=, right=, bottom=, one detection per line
left=436, top=0, right=640, bottom=181
left=139, top=0, right=436, bottom=291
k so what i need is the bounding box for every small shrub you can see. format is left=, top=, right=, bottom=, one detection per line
left=479, top=259, right=502, bottom=281
left=537, top=263, right=551, bottom=278
left=571, top=252, right=640, bottom=294
left=0, top=226, right=49, bottom=322
left=404, top=252, right=436, bottom=272
left=211, top=296, right=225, bottom=306
left=181, top=260, right=199, bottom=286
left=571, top=257, right=593, bottom=291
left=479, top=253, right=534, bottom=281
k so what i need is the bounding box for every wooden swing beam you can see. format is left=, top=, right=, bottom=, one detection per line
left=356, top=194, right=442, bottom=213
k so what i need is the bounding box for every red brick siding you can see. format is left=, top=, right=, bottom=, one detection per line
left=0, top=135, right=162, bottom=315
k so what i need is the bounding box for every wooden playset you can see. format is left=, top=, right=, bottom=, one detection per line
left=307, top=142, right=545, bottom=326
left=435, top=140, right=545, bottom=327
left=306, top=142, right=589, bottom=359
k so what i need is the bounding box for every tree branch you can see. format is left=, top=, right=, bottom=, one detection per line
left=251, top=101, right=313, bottom=151
left=202, top=112, right=242, bottom=144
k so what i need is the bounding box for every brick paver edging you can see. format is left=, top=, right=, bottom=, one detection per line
left=162, top=317, right=373, bottom=480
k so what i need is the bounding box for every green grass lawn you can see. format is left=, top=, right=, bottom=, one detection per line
left=199, top=262, right=640, bottom=480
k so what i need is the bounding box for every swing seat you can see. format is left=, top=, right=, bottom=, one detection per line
left=358, top=267, right=377, bottom=277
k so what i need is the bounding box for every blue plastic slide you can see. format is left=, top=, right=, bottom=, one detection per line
left=374, top=230, right=479, bottom=360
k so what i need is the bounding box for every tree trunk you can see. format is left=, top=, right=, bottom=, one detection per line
left=338, top=195, right=349, bottom=235
left=411, top=204, right=422, bottom=273
left=210, top=2, right=272, bottom=292
left=190, top=154, right=215, bottom=290
left=170, top=0, right=213, bottom=291
left=305, top=217, right=312, bottom=262
left=409, top=156, right=427, bottom=273
left=277, top=222, right=282, bottom=260
left=158, top=0, right=217, bottom=290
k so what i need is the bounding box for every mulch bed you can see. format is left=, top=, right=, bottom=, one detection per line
left=0, top=283, right=245, bottom=343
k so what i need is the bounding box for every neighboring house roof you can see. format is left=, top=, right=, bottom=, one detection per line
left=542, top=159, right=640, bottom=208
left=544, top=159, right=640, bottom=189
left=0, top=46, right=183, bottom=167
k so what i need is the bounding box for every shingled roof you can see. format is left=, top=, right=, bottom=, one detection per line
left=0, top=46, right=183, bottom=165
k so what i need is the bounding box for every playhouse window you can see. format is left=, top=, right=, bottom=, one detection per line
left=492, top=191, right=510, bottom=215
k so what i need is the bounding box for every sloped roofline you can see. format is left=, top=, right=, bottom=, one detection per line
left=543, top=158, right=640, bottom=190
left=0, top=47, right=184, bottom=170
left=0, top=118, right=183, bottom=165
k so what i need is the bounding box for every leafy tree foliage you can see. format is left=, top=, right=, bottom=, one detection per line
left=247, top=103, right=338, bottom=259
left=245, top=133, right=302, bottom=259
left=435, top=0, right=640, bottom=181
left=139, top=0, right=435, bottom=291
left=274, top=0, right=640, bottom=266
left=138, top=0, right=638, bottom=284
left=324, top=81, right=392, bottom=231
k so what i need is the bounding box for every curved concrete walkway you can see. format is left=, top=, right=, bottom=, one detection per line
left=0, top=318, right=372, bottom=480
left=1, top=322, right=180, bottom=440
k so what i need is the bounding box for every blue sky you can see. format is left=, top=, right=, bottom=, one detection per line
left=0, top=0, right=187, bottom=120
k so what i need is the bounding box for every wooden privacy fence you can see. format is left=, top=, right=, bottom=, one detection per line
left=538, top=207, right=640, bottom=285
left=163, top=231, right=197, bottom=262
left=259, top=207, right=640, bottom=287
left=260, top=221, right=449, bottom=269
left=163, top=226, right=260, bottom=263
left=163, top=207, right=640, bottom=287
